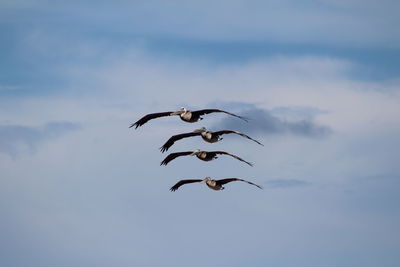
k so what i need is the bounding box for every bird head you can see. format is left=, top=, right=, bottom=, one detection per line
left=202, top=177, right=211, bottom=183
left=193, top=127, right=207, bottom=133
left=190, top=149, right=202, bottom=156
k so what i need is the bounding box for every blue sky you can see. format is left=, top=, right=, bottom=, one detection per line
left=1, top=1, right=400, bottom=266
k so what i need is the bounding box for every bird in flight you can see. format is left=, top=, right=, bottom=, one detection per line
left=160, top=127, right=263, bottom=152
left=170, top=177, right=262, bottom=191
left=160, top=149, right=253, bottom=167
left=130, top=107, right=248, bottom=129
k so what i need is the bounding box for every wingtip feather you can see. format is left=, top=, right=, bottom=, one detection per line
left=129, top=123, right=139, bottom=129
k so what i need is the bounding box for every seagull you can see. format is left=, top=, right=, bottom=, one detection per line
left=170, top=177, right=262, bottom=191
left=160, top=149, right=253, bottom=167
left=130, top=107, right=248, bottom=129
left=160, top=127, right=263, bottom=152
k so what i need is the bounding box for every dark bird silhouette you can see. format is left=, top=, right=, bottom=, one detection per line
left=160, top=127, right=263, bottom=152
left=130, top=107, right=248, bottom=129
left=160, top=149, right=253, bottom=167
left=170, top=177, right=262, bottom=191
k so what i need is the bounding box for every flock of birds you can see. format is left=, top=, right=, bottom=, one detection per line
left=130, top=107, right=263, bottom=192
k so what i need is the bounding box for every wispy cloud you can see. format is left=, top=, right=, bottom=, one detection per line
left=212, top=103, right=331, bottom=138
left=0, top=121, right=81, bottom=157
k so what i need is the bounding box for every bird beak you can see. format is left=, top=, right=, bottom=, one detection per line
left=190, top=150, right=199, bottom=156
left=170, top=110, right=182, bottom=115
left=193, top=128, right=205, bottom=133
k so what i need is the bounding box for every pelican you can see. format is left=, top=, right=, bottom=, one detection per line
left=170, top=176, right=262, bottom=191
left=129, top=107, right=248, bottom=129
left=160, top=127, right=263, bottom=152
left=160, top=149, right=253, bottom=166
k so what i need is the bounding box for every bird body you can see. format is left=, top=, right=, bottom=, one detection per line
left=196, top=151, right=218, bottom=161
left=160, top=149, right=253, bottom=166
left=159, top=127, right=263, bottom=152
left=170, top=177, right=262, bottom=191
left=204, top=179, right=223, bottom=190
left=195, top=150, right=216, bottom=161
left=177, top=109, right=198, bottom=122
left=130, top=107, right=247, bottom=129
left=200, top=130, right=221, bottom=143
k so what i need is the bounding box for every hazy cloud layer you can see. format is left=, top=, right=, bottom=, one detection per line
left=0, top=121, right=81, bottom=156
left=0, top=2, right=399, bottom=266
left=213, top=104, right=331, bottom=138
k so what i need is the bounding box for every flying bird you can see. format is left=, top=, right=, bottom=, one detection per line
left=130, top=107, right=248, bottom=129
left=170, top=177, right=262, bottom=191
left=160, top=127, right=263, bottom=152
left=160, top=149, right=253, bottom=166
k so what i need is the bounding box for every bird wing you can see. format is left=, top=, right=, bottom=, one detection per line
left=159, top=132, right=201, bottom=153
left=170, top=179, right=204, bottom=191
left=160, top=151, right=193, bottom=166
left=217, top=178, right=262, bottom=189
left=192, top=109, right=248, bottom=122
left=213, top=130, right=264, bottom=146
left=129, top=111, right=175, bottom=129
left=213, top=151, right=254, bottom=166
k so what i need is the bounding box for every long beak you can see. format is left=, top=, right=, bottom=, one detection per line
left=170, top=110, right=183, bottom=116
left=193, top=128, right=206, bottom=133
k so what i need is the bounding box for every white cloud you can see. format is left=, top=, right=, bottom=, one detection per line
left=57, top=51, right=400, bottom=135
left=3, top=45, right=400, bottom=135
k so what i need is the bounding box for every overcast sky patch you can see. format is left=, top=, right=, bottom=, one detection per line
left=265, top=179, right=311, bottom=188
left=0, top=121, right=81, bottom=157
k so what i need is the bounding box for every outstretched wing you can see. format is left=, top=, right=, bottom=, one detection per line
left=213, top=130, right=263, bottom=146
left=192, top=109, right=248, bottom=122
left=213, top=151, right=254, bottom=167
left=170, top=179, right=203, bottom=191
left=160, top=151, right=193, bottom=166
left=217, top=178, right=262, bottom=189
left=160, top=132, right=201, bottom=153
left=129, top=111, right=175, bottom=129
